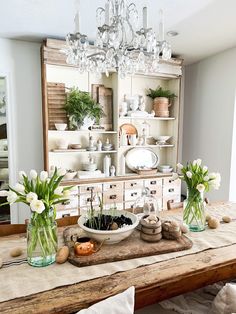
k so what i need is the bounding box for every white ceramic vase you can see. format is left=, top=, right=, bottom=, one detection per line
left=80, top=116, right=95, bottom=130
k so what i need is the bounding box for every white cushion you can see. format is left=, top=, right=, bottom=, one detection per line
left=77, top=286, right=135, bottom=314
left=212, top=283, right=236, bottom=314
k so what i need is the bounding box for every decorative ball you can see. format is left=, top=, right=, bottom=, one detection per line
left=222, top=216, right=232, bottom=223
left=56, top=246, right=69, bottom=264
left=10, top=247, right=23, bottom=257
left=110, top=222, right=119, bottom=230
left=205, top=214, right=211, bottom=222
left=180, top=224, right=189, bottom=234
left=208, top=218, right=220, bottom=229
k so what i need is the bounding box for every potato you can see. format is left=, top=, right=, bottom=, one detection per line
left=10, top=247, right=23, bottom=257
left=208, top=218, right=220, bottom=229
left=56, top=246, right=69, bottom=264
left=222, top=216, right=232, bottom=223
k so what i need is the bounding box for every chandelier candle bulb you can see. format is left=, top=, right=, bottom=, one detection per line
left=159, top=9, right=164, bottom=41
left=74, top=11, right=80, bottom=33
left=105, top=1, right=110, bottom=25
left=143, top=7, right=148, bottom=29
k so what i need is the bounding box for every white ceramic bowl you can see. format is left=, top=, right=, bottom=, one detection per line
left=78, top=211, right=139, bottom=244
left=158, top=167, right=173, bottom=173
left=55, top=123, right=67, bottom=131
left=155, top=136, right=172, bottom=144
left=82, top=163, right=97, bottom=171
left=158, top=165, right=172, bottom=169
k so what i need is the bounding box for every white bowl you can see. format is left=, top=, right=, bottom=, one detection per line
left=155, top=136, right=172, bottom=144
left=158, top=165, right=172, bottom=169
left=158, top=167, right=173, bottom=173
left=78, top=211, right=139, bottom=244
left=55, top=123, right=67, bottom=131
left=82, top=163, right=97, bottom=171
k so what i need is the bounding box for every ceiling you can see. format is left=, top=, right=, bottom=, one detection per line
left=1, top=0, right=236, bottom=64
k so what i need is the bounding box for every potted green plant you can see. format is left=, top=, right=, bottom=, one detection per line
left=146, top=86, right=177, bottom=117
left=78, top=191, right=138, bottom=244
left=65, top=87, right=104, bottom=130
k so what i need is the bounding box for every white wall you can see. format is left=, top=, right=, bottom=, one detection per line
left=0, top=38, right=43, bottom=222
left=183, top=47, right=236, bottom=201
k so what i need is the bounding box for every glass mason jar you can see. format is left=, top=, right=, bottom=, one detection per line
left=183, top=189, right=206, bottom=232
left=27, top=210, right=58, bottom=267
left=133, top=187, right=159, bottom=220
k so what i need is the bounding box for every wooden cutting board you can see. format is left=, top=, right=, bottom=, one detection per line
left=91, top=85, right=113, bottom=131
left=63, top=227, right=193, bottom=267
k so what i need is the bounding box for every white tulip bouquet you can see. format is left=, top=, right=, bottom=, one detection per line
left=0, top=168, right=73, bottom=266
left=173, top=159, right=221, bottom=231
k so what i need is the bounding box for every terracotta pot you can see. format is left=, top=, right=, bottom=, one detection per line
left=153, top=97, right=171, bottom=117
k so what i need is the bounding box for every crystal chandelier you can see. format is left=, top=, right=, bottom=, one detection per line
left=63, top=0, right=172, bottom=78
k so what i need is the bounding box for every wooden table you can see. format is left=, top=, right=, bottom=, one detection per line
left=1, top=207, right=236, bottom=313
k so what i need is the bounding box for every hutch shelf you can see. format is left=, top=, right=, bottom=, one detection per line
left=41, top=39, right=183, bottom=217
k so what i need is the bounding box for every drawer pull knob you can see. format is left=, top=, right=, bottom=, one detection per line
left=150, top=181, right=156, bottom=185
left=150, top=190, right=157, bottom=195
left=110, top=195, right=117, bottom=200
left=62, top=214, right=70, bottom=217
left=110, top=184, right=117, bottom=188
left=131, top=192, right=137, bottom=196
left=169, top=188, right=174, bottom=192
left=131, top=183, right=137, bottom=187
left=86, top=187, right=94, bottom=191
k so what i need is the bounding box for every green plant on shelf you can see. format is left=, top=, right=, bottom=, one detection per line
left=146, top=86, right=177, bottom=100
left=65, top=87, right=104, bottom=129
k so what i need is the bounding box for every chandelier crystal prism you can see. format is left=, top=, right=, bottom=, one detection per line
left=63, top=0, right=172, bottom=78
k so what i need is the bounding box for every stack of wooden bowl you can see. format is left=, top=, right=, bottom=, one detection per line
left=140, top=215, right=162, bottom=242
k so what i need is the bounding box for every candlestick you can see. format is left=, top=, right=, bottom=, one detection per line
left=74, top=11, right=80, bottom=33
left=159, top=9, right=164, bottom=41
left=143, top=7, right=147, bottom=29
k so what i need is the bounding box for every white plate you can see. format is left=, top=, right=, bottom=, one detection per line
left=125, top=148, right=159, bottom=171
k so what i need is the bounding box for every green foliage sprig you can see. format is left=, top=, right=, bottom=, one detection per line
left=65, top=87, right=104, bottom=128
left=146, top=86, right=177, bottom=100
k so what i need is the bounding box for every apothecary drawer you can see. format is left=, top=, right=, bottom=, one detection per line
left=56, top=208, right=78, bottom=219
left=125, top=180, right=144, bottom=190
left=103, top=182, right=123, bottom=192
left=79, top=206, right=100, bottom=215
left=104, top=203, right=123, bottom=210
left=79, top=193, right=102, bottom=207
left=103, top=191, right=123, bottom=204
left=124, top=189, right=142, bottom=202
left=148, top=187, right=162, bottom=198
left=124, top=201, right=135, bottom=211
left=163, top=178, right=181, bottom=196
left=55, top=198, right=78, bottom=211
left=163, top=178, right=181, bottom=188
left=144, top=178, right=162, bottom=189
left=79, top=184, right=103, bottom=194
